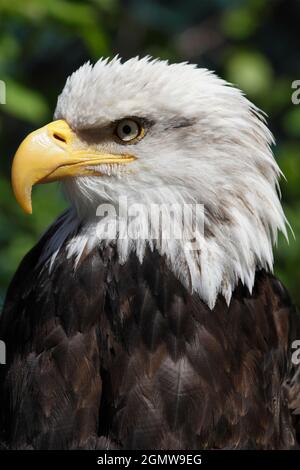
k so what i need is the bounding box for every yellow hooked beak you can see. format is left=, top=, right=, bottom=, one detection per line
left=11, top=119, right=136, bottom=214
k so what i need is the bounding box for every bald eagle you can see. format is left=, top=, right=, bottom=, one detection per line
left=0, top=57, right=300, bottom=450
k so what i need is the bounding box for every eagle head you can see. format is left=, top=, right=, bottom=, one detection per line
left=11, top=56, right=287, bottom=308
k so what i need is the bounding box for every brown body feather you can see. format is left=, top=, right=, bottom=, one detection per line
left=0, top=225, right=300, bottom=449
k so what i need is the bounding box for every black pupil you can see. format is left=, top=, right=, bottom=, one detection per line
left=122, top=124, right=132, bottom=135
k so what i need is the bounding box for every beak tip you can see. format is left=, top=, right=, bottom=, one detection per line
left=21, top=198, right=33, bottom=215
left=25, top=206, right=33, bottom=215
left=17, top=199, right=33, bottom=215
left=11, top=184, right=33, bottom=215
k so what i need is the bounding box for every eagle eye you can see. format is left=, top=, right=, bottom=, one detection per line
left=115, top=118, right=143, bottom=143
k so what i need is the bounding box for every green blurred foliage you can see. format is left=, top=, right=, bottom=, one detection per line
left=0, top=0, right=300, bottom=306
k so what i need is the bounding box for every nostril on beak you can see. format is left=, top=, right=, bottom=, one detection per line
left=53, top=132, right=67, bottom=144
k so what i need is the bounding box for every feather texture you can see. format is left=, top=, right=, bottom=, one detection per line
left=0, top=225, right=299, bottom=450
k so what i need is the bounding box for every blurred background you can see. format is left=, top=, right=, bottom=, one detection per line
left=0, top=0, right=300, bottom=307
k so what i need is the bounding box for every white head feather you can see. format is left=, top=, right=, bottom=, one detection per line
left=43, top=56, right=287, bottom=309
